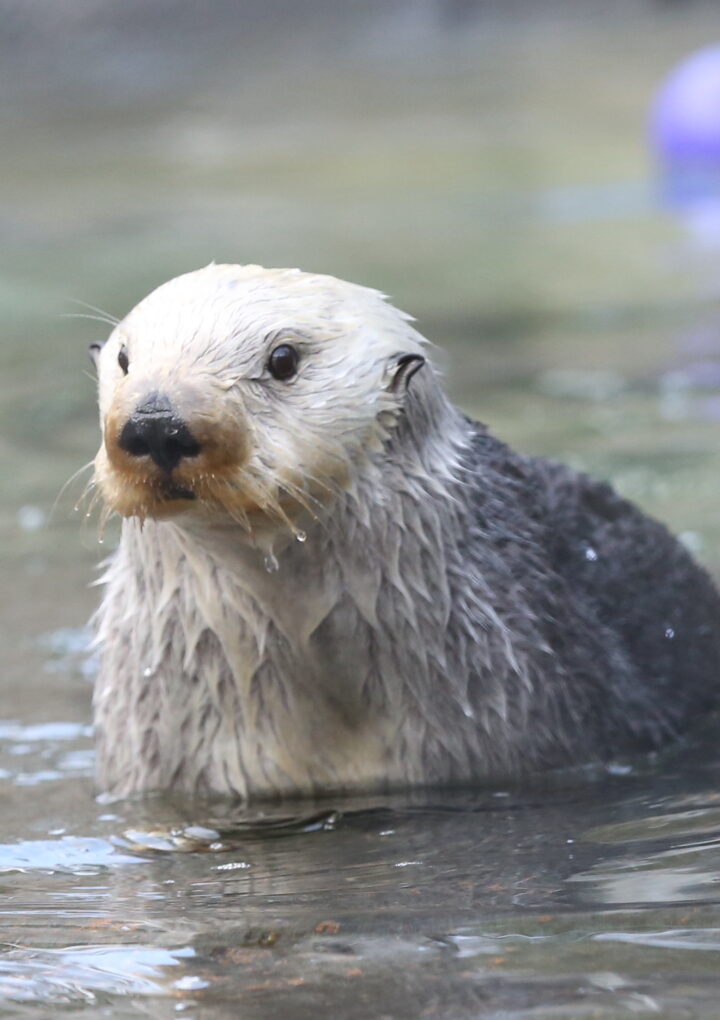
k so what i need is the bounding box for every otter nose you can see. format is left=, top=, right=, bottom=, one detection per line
left=118, top=392, right=201, bottom=474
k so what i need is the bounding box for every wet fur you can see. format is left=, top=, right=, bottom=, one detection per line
left=92, top=266, right=720, bottom=799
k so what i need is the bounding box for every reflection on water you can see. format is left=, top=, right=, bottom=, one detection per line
left=6, top=735, right=720, bottom=1016
left=5, top=1, right=720, bottom=1017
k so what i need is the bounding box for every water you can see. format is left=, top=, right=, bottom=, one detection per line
left=5, top=717, right=720, bottom=1018
left=5, top=2, right=720, bottom=1016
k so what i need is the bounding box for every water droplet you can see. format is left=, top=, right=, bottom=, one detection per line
left=665, top=627, right=675, bottom=640
left=264, top=553, right=279, bottom=573
left=295, top=530, right=307, bottom=543
left=85, top=512, right=93, bottom=518
left=98, top=537, right=104, bottom=544
left=143, top=666, right=153, bottom=677
left=585, top=547, right=598, bottom=561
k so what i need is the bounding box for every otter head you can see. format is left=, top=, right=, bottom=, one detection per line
left=92, top=264, right=427, bottom=534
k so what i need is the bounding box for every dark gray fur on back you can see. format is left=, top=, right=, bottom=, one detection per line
left=450, top=424, right=720, bottom=768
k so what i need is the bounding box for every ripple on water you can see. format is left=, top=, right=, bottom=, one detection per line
left=0, top=837, right=143, bottom=874
left=3, top=778, right=720, bottom=1016
left=0, top=944, right=197, bottom=1003
left=568, top=794, right=720, bottom=908
left=0, top=721, right=91, bottom=743
left=0, top=718, right=95, bottom=789
left=4, top=733, right=720, bottom=1016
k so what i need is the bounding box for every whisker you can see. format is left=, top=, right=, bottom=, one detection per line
left=78, top=487, right=104, bottom=540
left=50, top=460, right=96, bottom=524
left=75, top=477, right=98, bottom=514
left=85, top=487, right=102, bottom=519
left=200, top=477, right=253, bottom=534
left=62, top=312, right=118, bottom=329
left=97, top=503, right=114, bottom=543
left=249, top=477, right=298, bottom=533
left=66, top=298, right=119, bottom=325
left=224, top=502, right=252, bottom=533
left=224, top=471, right=298, bottom=537
left=292, top=466, right=343, bottom=504
left=275, top=477, right=325, bottom=522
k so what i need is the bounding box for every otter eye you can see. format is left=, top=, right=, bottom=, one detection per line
left=118, top=344, right=129, bottom=375
left=268, top=343, right=299, bottom=381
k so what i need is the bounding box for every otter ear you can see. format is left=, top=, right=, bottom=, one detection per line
left=88, top=341, right=103, bottom=368
left=386, top=353, right=425, bottom=394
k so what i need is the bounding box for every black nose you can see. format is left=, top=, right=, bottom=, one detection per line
left=118, top=392, right=201, bottom=474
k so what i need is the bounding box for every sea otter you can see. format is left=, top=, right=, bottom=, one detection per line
left=89, top=264, right=720, bottom=799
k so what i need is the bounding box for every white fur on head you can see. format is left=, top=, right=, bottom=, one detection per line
left=93, top=264, right=430, bottom=531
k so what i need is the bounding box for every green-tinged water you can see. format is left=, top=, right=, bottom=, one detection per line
left=4, top=2, right=720, bottom=1016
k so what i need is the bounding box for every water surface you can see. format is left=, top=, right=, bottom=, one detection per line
left=5, top=706, right=720, bottom=1018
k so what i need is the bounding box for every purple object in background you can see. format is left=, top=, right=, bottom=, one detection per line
left=652, top=45, right=720, bottom=161
left=651, top=46, right=720, bottom=413
left=650, top=45, right=720, bottom=209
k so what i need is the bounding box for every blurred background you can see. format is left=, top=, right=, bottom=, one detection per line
left=5, top=0, right=720, bottom=700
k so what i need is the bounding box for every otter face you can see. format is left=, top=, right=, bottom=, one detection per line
left=93, top=264, right=426, bottom=532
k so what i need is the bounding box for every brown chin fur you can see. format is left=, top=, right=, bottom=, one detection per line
left=94, top=444, right=323, bottom=532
